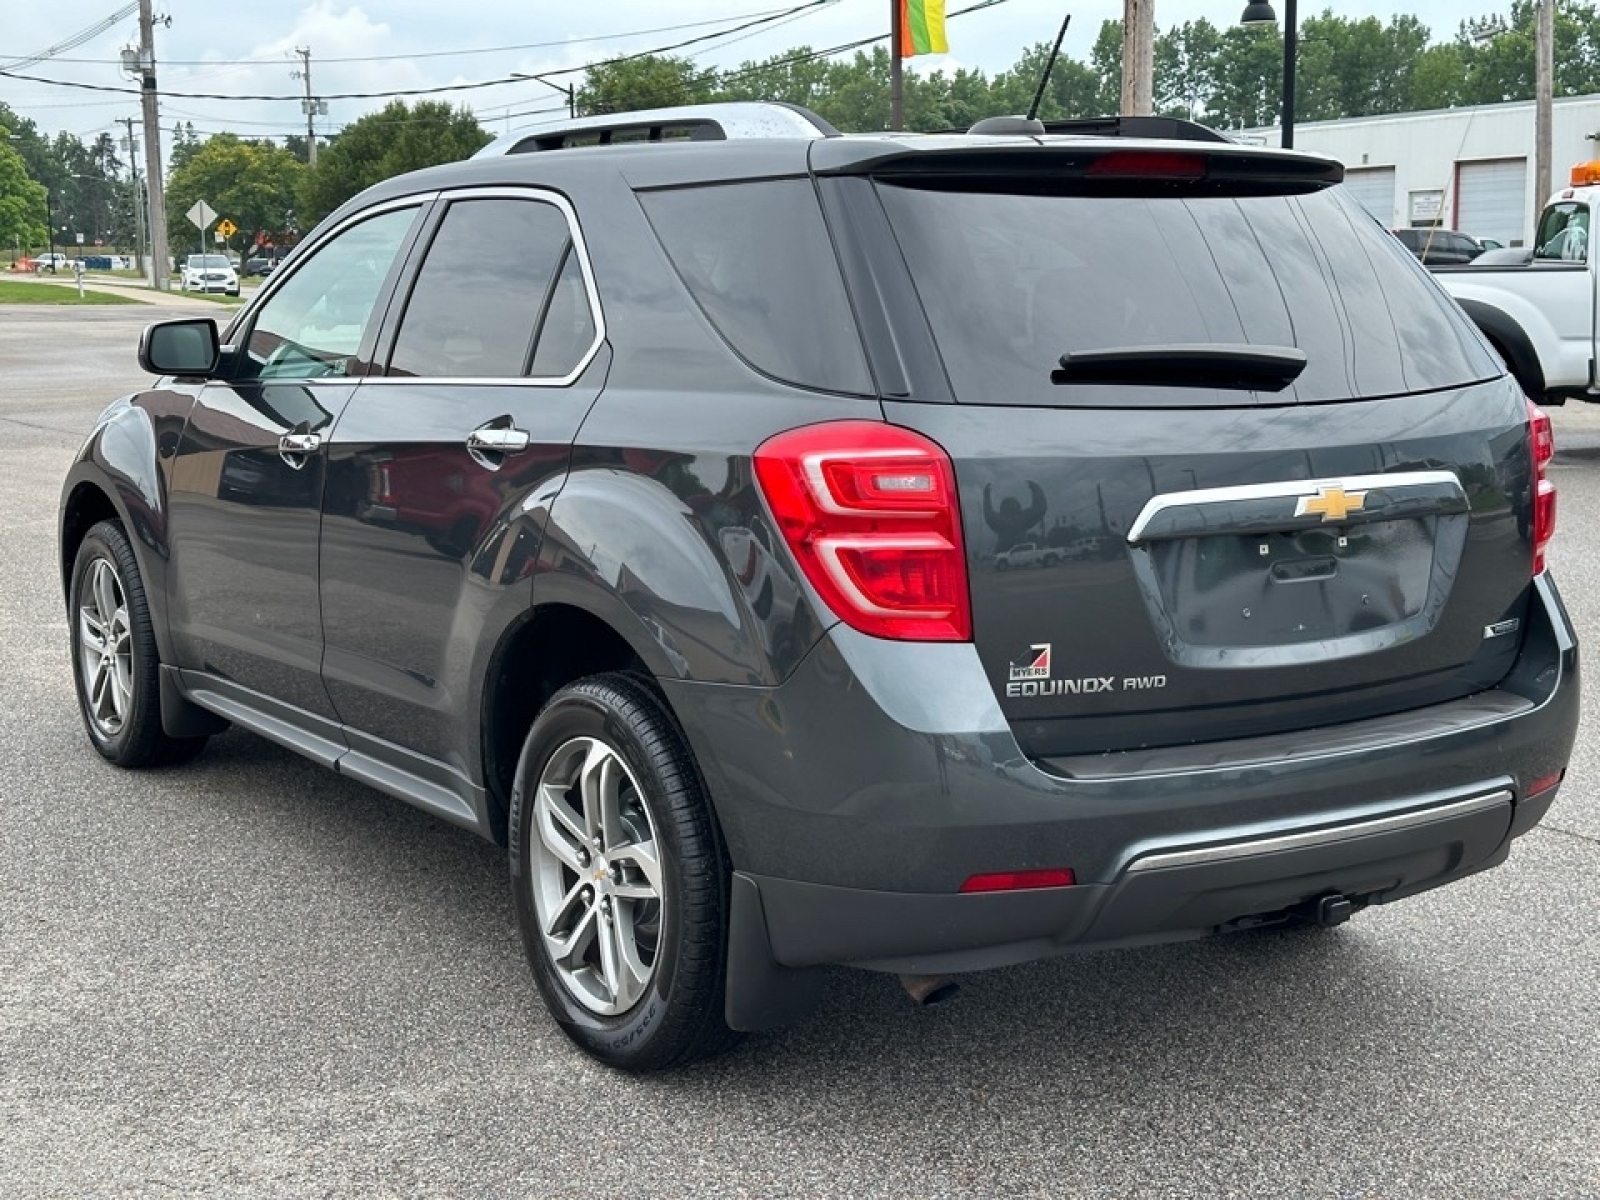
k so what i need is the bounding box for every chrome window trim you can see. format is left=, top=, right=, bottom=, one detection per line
left=1125, top=469, right=1465, bottom=544
left=375, top=185, right=606, bottom=389
left=1123, top=788, right=1511, bottom=874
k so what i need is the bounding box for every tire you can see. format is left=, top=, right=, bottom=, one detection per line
left=508, top=672, right=739, bottom=1070
left=68, top=519, right=209, bottom=768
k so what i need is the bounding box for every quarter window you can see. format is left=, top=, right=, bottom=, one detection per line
left=639, top=180, right=872, bottom=396
left=388, top=197, right=584, bottom=378
left=528, top=248, right=597, bottom=378
left=244, top=207, right=419, bottom=380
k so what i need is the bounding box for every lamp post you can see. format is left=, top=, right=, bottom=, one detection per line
left=511, top=73, right=577, bottom=120
left=1240, top=0, right=1296, bottom=150
left=46, top=190, right=57, bottom=271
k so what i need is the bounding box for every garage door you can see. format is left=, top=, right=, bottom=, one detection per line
left=1457, top=158, right=1528, bottom=247
left=1343, top=167, right=1396, bottom=225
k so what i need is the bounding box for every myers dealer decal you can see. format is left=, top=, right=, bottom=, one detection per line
left=1006, top=643, right=1167, bottom=698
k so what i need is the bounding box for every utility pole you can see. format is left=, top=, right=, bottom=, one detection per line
left=292, top=47, right=326, bottom=166
left=117, top=116, right=147, bottom=276
left=890, top=0, right=904, bottom=131
left=1121, top=0, right=1154, bottom=116
left=133, top=0, right=169, bottom=289
left=1536, top=0, right=1554, bottom=206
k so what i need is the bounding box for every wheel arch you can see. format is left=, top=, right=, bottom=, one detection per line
left=480, top=600, right=672, bottom=846
left=1456, top=298, right=1549, bottom=400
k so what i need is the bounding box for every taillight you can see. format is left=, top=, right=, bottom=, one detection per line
left=1086, top=150, right=1206, bottom=180
left=1529, top=399, right=1557, bottom=574
left=752, top=421, right=971, bottom=641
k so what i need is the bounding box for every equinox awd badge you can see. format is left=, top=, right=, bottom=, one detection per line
left=1005, top=643, right=1166, bottom=699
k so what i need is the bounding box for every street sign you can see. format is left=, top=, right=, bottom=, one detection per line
left=75, top=233, right=84, bottom=244
left=186, top=200, right=217, bottom=231
left=216, top=218, right=237, bottom=239
left=213, top=231, right=225, bottom=244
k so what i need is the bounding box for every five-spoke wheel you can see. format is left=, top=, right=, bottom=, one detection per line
left=68, top=519, right=209, bottom=767
left=510, top=673, right=738, bottom=1070
left=77, top=557, right=134, bottom=738
left=530, top=736, right=664, bottom=1016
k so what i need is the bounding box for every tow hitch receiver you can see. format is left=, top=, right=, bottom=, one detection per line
left=1312, top=894, right=1354, bottom=927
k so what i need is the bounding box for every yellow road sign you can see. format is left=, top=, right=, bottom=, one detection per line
left=216, top=218, right=237, bottom=239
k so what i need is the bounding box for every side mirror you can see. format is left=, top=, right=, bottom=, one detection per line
left=139, top=318, right=220, bottom=377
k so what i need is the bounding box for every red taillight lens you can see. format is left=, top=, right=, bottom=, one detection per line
left=959, top=868, right=1076, bottom=894
left=1086, top=150, right=1206, bottom=180
left=1528, top=399, right=1557, bottom=574
left=1525, top=769, right=1564, bottom=799
left=753, top=421, right=971, bottom=642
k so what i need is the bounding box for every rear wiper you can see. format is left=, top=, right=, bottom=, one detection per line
left=1053, top=343, right=1308, bottom=392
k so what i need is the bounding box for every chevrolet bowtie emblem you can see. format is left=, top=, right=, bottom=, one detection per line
left=1296, top=485, right=1368, bottom=523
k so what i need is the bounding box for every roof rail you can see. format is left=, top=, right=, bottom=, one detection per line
left=1039, top=115, right=1235, bottom=144
left=475, top=101, right=839, bottom=158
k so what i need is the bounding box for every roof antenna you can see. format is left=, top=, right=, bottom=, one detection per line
left=1027, top=14, right=1073, bottom=122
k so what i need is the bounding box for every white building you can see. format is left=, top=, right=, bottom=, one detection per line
left=1240, top=93, right=1600, bottom=247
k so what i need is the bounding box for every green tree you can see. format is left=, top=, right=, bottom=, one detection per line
left=168, top=122, right=202, bottom=175
left=1293, top=14, right=1432, bottom=121
left=1411, top=41, right=1470, bottom=109
left=990, top=39, right=1109, bottom=120
left=297, top=100, right=489, bottom=227
left=1205, top=25, right=1288, bottom=128
left=577, top=55, right=715, bottom=115
left=1156, top=19, right=1225, bottom=119
left=166, top=133, right=303, bottom=259
left=0, top=140, right=48, bottom=259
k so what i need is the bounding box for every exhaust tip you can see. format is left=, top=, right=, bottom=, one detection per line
left=899, top=973, right=960, bottom=1007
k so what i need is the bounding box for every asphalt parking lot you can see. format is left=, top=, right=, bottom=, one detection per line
left=2, top=302, right=1597, bottom=1198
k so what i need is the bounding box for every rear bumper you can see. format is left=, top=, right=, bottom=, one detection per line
left=660, top=575, right=1578, bottom=1031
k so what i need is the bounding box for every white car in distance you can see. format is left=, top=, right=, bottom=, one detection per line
left=179, top=254, right=240, bottom=296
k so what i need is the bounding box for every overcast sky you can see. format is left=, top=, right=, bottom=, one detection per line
left=4, top=0, right=1489, bottom=147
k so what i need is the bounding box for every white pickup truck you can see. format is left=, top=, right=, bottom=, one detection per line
left=1432, top=162, right=1600, bottom=405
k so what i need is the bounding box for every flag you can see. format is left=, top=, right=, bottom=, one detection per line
left=899, top=0, right=948, bottom=56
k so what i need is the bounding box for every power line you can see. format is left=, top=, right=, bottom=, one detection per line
left=0, top=5, right=810, bottom=66
left=0, top=0, right=840, bottom=102
left=2, top=3, right=137, bottom=71
left=489, top=0, right=1012, bottom=124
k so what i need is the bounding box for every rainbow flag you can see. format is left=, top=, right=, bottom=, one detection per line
left=900, top=0, right=948, bottom=56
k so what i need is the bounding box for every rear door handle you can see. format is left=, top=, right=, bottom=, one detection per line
left=466, top=422, right=531, bottom=469
left=278, top=430, right=321, bottom=468
left=466, top=427, right=531, bottom=454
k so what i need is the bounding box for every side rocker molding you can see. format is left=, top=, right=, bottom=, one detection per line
left=725, top=872, right=826, bottom=1032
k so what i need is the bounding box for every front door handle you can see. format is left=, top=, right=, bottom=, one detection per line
left=466, top=422, right=531, bottom=469
left=278, top=430, right=321, bottom=469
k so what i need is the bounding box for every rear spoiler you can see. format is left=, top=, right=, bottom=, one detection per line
left=811, top=139, right=1344, bottom=191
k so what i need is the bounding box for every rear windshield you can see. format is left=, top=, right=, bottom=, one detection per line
left=877, top=184, right=1500, bottom=407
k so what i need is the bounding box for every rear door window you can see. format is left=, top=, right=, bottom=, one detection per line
left=877, top=183, right=1500, bottom=407
left=388, top=196, right=587, bottom=379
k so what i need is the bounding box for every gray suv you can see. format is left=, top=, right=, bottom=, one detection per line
left=59, top=104, right=1578, bottom=1070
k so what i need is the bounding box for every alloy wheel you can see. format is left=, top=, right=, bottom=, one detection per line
left=77, top=557, right=133, bottom=737
left=530, top=736, right=664, bottom=1016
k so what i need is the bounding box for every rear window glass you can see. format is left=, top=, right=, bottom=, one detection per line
left=877, top=184, right=1500, bottom=407
left=639, top=180, right=872, bottom=396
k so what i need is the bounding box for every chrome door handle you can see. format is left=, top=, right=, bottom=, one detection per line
left=278, top=430, right=321, bottom=468
left=466, top=427, right=531, bottom=454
